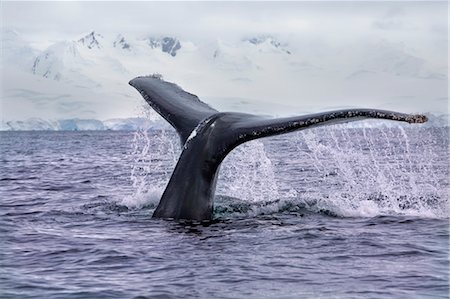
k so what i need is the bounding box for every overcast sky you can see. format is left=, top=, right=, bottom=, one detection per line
left=3, top=1, right=447, bottom=42
left=1, top=1, right=448, bottom=121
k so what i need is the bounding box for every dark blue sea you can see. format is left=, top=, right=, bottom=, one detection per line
left=1, top=126, right=449, bottom=298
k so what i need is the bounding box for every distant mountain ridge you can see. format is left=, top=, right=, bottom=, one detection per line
left=19, top=30, right=299, bottom=87
left=17, top=29, right=443, bottom=86
left=1, top=28, right=447, bottom=123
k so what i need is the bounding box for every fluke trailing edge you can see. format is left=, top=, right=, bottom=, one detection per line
left=129, top=75, right=427, bottom=221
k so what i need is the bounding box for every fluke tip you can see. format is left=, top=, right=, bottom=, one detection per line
left=408, top=114, right=428, bottom=124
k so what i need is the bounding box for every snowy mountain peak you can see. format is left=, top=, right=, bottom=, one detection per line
left=31, top=41, right=82, bottom=81
left=78, top=31, right=103, bottom=49
left=244, top=36, right=291, bottom=55
left=145, top=36, right=181, bottom=57
left=113, top=34, right=131, bottom=50
left=246, top=36, right=273, bottom=45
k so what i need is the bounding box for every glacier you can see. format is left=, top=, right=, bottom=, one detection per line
left=1, top=114, right=447, bottom=131
left=1, top=118, right=172, bottom=131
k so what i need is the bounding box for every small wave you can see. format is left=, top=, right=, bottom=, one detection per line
left=213, top=195, right=335, bottom=218
left=85, top=191, right=445, bottom=220
left=308, top=193, right=448, bottom=219
left=117, top=182, right=446, bottom=220
left=117, top=187, right=162, bottom=209
left=81, top=201, right=130, bottom=213
left=213, top=193, right=447, bottom=219
left=0, top=177, right=20, bottom=181
left=0, top=176, right=38, bottom=181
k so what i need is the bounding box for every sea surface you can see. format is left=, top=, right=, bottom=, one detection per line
left=1, top=126, right=449, bottom=299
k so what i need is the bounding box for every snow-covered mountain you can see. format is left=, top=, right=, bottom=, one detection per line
left=78, top=31, right=103, bottom=49
left=145, top=36, right=182, bottom=57
left=113, top=34, right=131, bottom=50
left=14, top=29, right=445, bottom=88
left=1, top=28, right=447, bottom=128
left=244, top=36, right=292, bottom=55
left=31, top=41, right=94, bottom=84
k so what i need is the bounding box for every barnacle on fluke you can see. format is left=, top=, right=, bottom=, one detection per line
left=407, top=114, right=428, bottom=123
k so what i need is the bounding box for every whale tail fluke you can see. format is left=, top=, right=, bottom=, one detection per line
left=129, top=76, right=427, bottom=220
left=129, top=75, right=218, bottom=143
left=227, top=109, right=427, bottom=149
left=130, top=76, right=427, bottom=150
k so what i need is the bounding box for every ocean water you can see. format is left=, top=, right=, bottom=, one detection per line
left=1, top=126, right=449, bottom=299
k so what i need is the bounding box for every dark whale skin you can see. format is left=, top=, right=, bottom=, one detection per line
left=129, top=76, right=427, bottom=221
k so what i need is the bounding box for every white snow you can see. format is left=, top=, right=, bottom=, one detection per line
left=1, top=29, right=447, bottom=126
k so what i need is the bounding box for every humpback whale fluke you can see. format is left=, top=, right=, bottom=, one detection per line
left=129, top=75, right=427, bottom=221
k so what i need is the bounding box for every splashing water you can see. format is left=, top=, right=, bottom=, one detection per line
left=124, top=122, right=448, bottom=219
left=218, top=140, right=282, bottom=202
left=119, top=128, right=179, bottom=209
left=290, top=126, right=449, bottom=218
